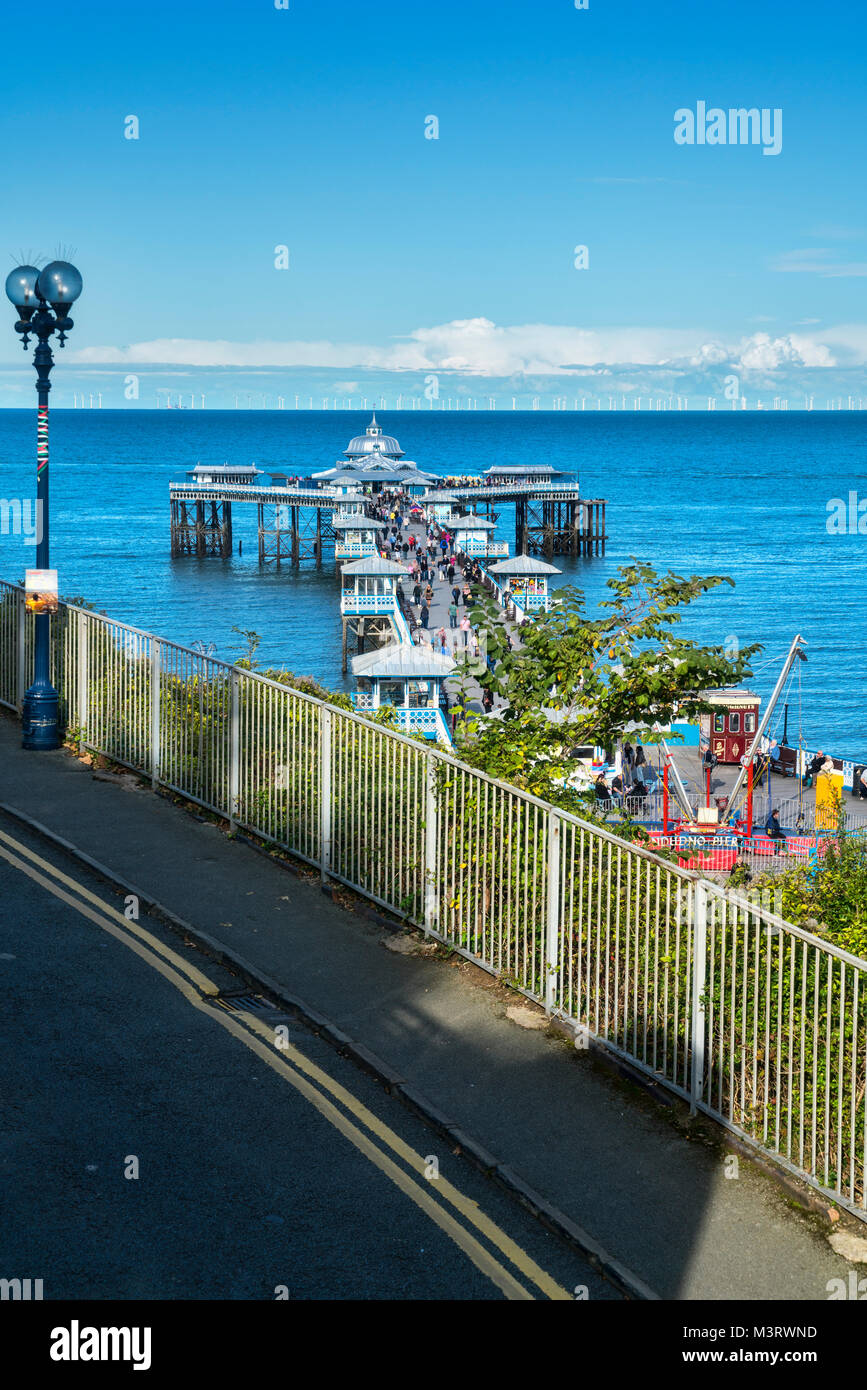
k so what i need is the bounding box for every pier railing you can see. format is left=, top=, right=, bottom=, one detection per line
left=0, top=576, right=865, bottom=1220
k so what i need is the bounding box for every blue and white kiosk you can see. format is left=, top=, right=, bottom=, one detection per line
left=452, top=514, right=509, bottom=559
left=487, top=553, right=561, bottom=614
left=340, top=555, right=408, bottom=616
left=425, top=490, right=461, bottom=525
left=331, top=515, right=379, bottom=560
left=351, top=643, right=456, bottom=743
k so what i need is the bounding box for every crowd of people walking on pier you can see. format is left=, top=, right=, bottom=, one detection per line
left=370, top=494, right=491, bottom=660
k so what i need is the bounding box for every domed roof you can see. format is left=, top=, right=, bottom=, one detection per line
left=344, top=412, right=404, bottom=459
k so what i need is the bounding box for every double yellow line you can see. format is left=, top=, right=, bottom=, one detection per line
left=0, top=825, right=574, bottom=1301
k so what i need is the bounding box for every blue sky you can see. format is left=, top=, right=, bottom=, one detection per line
left=2, top=0, right=866, bottom=405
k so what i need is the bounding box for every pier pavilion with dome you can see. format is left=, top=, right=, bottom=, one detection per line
left=168, top=414, right=605, bottom=565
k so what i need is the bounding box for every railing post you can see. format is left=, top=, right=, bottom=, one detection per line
left=320, top=707, right=332, bottom=881
left=16, top=587, right=26, bottom=710
left=77, top=608, right=89, bottom=744
left=424, top=751, right=439, bottom=936
left=229, top=668, right=240, bottom=830
left=545, top=810, right=562, bottom=1013
left=150, top=638, right=161, bottom=790
left=690, top=878, right=710, bottom=1114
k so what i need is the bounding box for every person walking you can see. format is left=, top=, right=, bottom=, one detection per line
left=401, top=540, right=410, bottom=559
left=460, top=615, right=471, bottom=648
left=448, top=600, right=458, bottom=629
left=623, top=741, right=634, bottom=786
left=447, top=562, right=455, bottom=585
left=412, top=582, right=422, bottom=607
left=451, top=585, right=461, bottom=608
left=420, top=602, right=430, bottom=630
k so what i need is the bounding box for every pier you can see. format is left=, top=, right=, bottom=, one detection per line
left=169, top=415, right=607, bottom=565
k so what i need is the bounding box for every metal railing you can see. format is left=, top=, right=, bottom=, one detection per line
left=456, top=540, right=510, bottom=557
left=170, top=483, right=338, bottom=507
left=0, top=576, right=864, bottom=1219
left=335, top=542, right=379, bottom=558
left=339, top=591, right=400, bottom=615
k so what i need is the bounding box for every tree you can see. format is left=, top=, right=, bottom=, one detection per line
left=462, top=561, right=761, bottom=805
left=231, top=626, right=262, bottom=668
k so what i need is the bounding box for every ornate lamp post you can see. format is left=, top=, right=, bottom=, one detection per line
left=5, top=260, right=83, bottom=749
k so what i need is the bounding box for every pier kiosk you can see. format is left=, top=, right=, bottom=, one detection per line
left=451, top=515, right=509, bottom=559
left=340, top=555, right=407, bottom=615
left=351, top=643, right=456, bottom=743
left=331, top=515, right=379, bottom=560
left=339, top=555, right=409, bottom=672
left=487, top=553, right=561, bottom=614
left=332, top=492, right=367, bottom=520
left=425, top=491, right=461, bottom=525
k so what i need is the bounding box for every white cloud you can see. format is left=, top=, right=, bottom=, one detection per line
left=71, top=319, right=704, bottom=375
left=67, top=316, right=864, bottom=379
left=771, top=248, right=867, bottom=277
left=734, top=332, right=834, bottom=370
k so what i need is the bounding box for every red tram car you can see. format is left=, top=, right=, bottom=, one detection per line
left=698, top=688, right=761, bottom=765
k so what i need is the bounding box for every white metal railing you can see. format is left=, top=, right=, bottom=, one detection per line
left=455, top=539, right=510, bottom=557
left=390, top=605, right=414, bottom=645
left=339, top=591, right=398, bottom=615
left=431, top=483, right=582, bottom=500
left=514, top=591, right=548, bottom=612
left=401, top=706, right=438, bottom=731
left=347, top=700, right=442, bottom=738
left=1, top=575, right=864, bottom=1219
left=335, top=542, right=378, bottom=558
left=170, top=483, right=335, bottom=506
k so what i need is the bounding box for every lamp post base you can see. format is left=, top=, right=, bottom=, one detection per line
left=22, top=681, right=61, bottom=751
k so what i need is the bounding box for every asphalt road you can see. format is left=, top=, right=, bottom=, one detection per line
left=0, top=818, right=617, bottom=1301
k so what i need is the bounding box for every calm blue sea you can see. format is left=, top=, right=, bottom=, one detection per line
left=1, top=409, right=866, bottom=756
